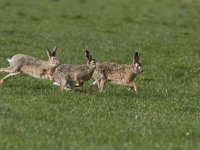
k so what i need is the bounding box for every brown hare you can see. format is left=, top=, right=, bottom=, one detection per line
left=92, top=52, right=143, bottom=92
left=53, top=50, right=96, bottom=91
left=0, top=46, right=60, bottom=84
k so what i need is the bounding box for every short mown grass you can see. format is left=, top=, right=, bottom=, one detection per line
left=0, top=0, right=200, bottom=149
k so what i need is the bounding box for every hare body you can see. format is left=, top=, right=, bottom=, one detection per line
left=92, top=52, right=143, bottom=92
left=53, top=50, right=96, bottom=91
left=0, top=47, right=59, bottom=84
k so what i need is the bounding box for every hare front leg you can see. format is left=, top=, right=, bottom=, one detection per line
left=60, top=79, right=72, bottom=91
left=93, top=76, right=106, bottom=92
left=48, top=75, right=54, bottom=81
left=127, top=82, right=139, bottom=92
left=98, top=73, right=108, bottom=92
left=99, top=78, right=107, bottom=92
left=75, top=80, right=81, bottom=87
left=47, top=70, right=54, bottom=81
left=74, top=75, right=83, bottom=87
left=40, top=69, right=54, bottom=80
left=60, top=79, right=67, bottom=91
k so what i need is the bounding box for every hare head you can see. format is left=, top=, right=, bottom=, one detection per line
left=85, top=50, right=96, bottom=69
left=133, top=52, right=143, bottom=73
left=46, top=46, right=60, bottom=67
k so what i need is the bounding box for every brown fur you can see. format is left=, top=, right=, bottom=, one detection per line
left=53, top=50, right=96, bottom=91
left=92, top=52, right=143, bottom=92
left=0, top=47, right=59, bottom=84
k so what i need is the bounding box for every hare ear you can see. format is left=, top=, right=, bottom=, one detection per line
left=51, top=46, right=57, bottom=56
left=138, top=53, right=141, bottom=61
left=134, top=52, right=139, bottom=63
left=85, top=50, right=92, bottom=61
left=46, top=47, right=51, bottom=59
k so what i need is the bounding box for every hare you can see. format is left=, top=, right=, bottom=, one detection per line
left=53, top=50, right=96, bottom=91
left=92, top=52, right=143, bottom=92
left=0, top=46, right=60, bottom=84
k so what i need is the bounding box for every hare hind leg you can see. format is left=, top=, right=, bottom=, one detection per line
left=0, top=67, right=13, bottom=73
left=0, top=66, right=21, bottom=84
left=0, top=72, right=20, bottom=84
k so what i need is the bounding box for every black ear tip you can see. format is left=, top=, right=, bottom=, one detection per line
left=85, top=50, right=89, bottom=57
left=134, top=52, right=138, bottom=57
left=135, top=51, right=142, bottom=57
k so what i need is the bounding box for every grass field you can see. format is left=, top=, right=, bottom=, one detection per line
left=0, top=0, right=200, bottom=149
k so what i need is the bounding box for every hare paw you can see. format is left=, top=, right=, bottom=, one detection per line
left=0, top=80, right=4, bottom=84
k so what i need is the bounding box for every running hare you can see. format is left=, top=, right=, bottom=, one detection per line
left=0, top=46, right=59, bottom=84
left=53, top=50, right=96, bottom=91
left=92, top=52, right=143, bottom=92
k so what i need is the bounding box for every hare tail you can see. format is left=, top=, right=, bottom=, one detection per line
left=7, top=58, right=12, bottom=64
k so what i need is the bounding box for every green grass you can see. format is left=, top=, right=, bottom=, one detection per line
left=1, top=0, right=200, bottom=149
